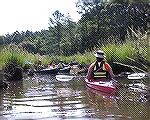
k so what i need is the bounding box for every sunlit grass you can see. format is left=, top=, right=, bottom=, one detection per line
left=101, top=42, right=137, bottom=63
left=0, top=39, right=149, bottom=70
left=0, top=45, right=24, bottom=69
left=0, top=44, right=40, bottom=69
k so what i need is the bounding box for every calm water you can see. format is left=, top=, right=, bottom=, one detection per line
left=0, top=74, right=150, bottom=120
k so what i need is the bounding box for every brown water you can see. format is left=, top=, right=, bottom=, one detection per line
left=0, top=74, right=150, bottom=120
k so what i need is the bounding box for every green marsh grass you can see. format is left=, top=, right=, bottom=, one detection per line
left=0, top=34, right=149, bottom=70
left=101, top=42, right=137, bottom=64
left=0, top=44, right=39, bottom=69
left=43, top=42, right=140, bottom=66
left=0, top=42, right=145, bottom=70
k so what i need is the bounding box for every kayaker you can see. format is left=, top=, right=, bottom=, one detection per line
left=57, top=60, right=66, bottom=69
left=86, top=50, right=114, bottom=80
left=36, top=60, right=44, bottom=70
left=48, top=61, right=56, bottom=69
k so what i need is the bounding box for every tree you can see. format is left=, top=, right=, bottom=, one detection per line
left=49, top=10, right=66, bottom=55
left=76, top=0, right=107, bottom=52
left=0, top=35, right=4, bottom=46
left=76, top=0, right=150, bottom=51
left=61, top=14, right=78, bottom=55
left=11, top=31, right=23, bottom=44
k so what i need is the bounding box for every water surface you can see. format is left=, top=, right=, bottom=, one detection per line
left=0, top=74, right=149, bottom=120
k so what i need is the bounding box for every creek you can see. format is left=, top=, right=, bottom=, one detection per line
left=0, top=74, right=150, bottom=120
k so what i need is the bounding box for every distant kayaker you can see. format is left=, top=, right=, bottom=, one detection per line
left=36, top=60, right=44, bottom=70
left=86, top=50, right=114, bottom=80
left=57, top=60, right=66, bottom=69
left=48, top=61, right=56, bottom=69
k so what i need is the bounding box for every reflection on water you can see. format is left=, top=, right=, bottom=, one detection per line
left=0, top=74, right=150, bottom=120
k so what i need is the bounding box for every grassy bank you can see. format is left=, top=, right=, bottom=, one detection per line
left=55, top=42, right=146, bottom=66
left=0, top=40, right=148, bottom=70
left=0, top=45, right=40, bottom=69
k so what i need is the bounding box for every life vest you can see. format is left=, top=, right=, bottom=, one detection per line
left=92, top=61, right=108, bottom=79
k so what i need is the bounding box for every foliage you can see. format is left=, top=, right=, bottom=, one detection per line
left=1, top=1, right=149, bottom=55
left=101, top=43, right=137, bottom=63
left=0, top=1, right=150, bottom=66
left=0, top=44, right=41, bottom=69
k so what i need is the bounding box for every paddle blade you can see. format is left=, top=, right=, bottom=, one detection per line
left=127, top=73, right=146, bottom=80
left=56, top=75, right=75, bottom=82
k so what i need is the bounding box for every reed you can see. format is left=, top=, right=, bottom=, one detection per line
left=101, top=42, right=137, bottom=64
left=0, top=29, right=149, bottom=70
left=44, top=42, right=139, bottom=66
left=0, top=45, right=23, bottom=69
left=49, top=40, right=148, bottom=67
left=0, top=44, right=38, bottom=69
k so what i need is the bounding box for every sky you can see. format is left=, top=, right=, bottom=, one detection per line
left=0, top=0, right=81, bottom=35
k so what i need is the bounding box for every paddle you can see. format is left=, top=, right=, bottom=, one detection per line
left=56, top=74, right=76, bottom=81
left=127, top=72, right=146, bottom=80
left=127, top=65, right=147, bottom=80
left=55, top=74, right=86, bottom=82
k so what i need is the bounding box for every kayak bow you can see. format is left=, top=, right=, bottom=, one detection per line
left=85, top=78, right=116, bottom=94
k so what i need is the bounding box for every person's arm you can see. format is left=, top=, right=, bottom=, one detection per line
left=105, top=63, right=115, bottom=79
left=86, top=63, right=95, bottom=80
left=62, top=63, right=66, bottom=67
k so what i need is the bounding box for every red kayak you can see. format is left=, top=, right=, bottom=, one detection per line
left=85, top=78, right=116, bottom=94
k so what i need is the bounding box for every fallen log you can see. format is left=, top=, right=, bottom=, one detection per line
left=126, top=57, right=148, bottom=71
left=113, top=62, right=146, bottom=73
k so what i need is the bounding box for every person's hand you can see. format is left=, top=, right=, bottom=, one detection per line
left=88, top=79, right=93, bottom=82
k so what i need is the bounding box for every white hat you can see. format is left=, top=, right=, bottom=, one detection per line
left=94, top=50, right=105, bottom=58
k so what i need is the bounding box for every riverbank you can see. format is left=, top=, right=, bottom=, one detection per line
left=0, top=41, right=150, bottom=75
left=0, top=70, right=8, bottom=89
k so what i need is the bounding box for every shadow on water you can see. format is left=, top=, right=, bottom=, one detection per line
left=0, top=74, right=149, bottom=120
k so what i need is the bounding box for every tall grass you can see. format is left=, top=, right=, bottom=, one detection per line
left=42, top=52, right=95, bottom=65
left=0, top=44, right=39, bottom=69
left=42, top=42, right=141, bottom=66
left=0, top=28, right=149, bottom=70
left=101, top=42, right=137, bottom=64
left=0, top=45, right=23, bottom=69
left=0, top=42, right=147, bottom=70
